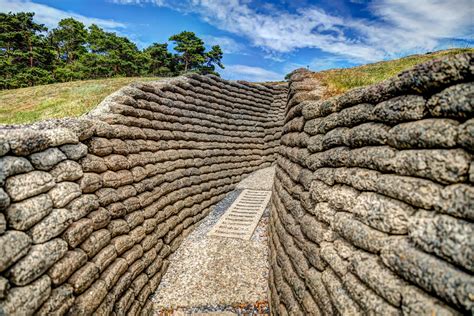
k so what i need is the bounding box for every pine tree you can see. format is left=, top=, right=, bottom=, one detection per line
left=144, top=43, right=175, bottom=76
left=0, top=12, right=53, bottom=88
left=169, top=31, right=206, bottom=72
left=50, top=18, right=87, bottom=64
left=201, top=45, right=224, bottom=75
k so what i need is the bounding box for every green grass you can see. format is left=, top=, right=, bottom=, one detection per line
left=313, top=48, right=474, bottom=98
left=0, top=77, right=161, bottom=125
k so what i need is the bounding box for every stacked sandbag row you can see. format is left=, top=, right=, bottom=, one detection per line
left=0, top=125, right=95, bottom=315
left=269, top=52, right=473, bottom=315
left=259, top=83, right=288, bottom=163
left=0, top=74, right=287, bottom=315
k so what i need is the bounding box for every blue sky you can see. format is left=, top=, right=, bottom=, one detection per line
left=1, top=0, right=473, bottom=81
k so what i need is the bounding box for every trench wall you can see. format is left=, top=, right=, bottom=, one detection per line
left=0, top=74, right=287, bottom=315
left=268, top=52, right=473, bottom=315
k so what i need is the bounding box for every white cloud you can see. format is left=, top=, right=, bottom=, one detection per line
left=343, top=0, right=474, bottom=59
left=201, top=35, right=247, bottom=54
left=111, top=0, right=473, bottom=63
left=368, top=0, right=473, bottom=44
left=109, top=0, right=164, bottom=4
left=219, top=64, right=284, bottom=82
left=0, top=0, right=126, bottom=30
left=309, top=56, right=358, bottom=71
left=114, top=0, right=384, bottom=60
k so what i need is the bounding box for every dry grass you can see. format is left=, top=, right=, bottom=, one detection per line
left=0, top=77, right=161, bottom=125
left=312, top=48, right=474, bottom=98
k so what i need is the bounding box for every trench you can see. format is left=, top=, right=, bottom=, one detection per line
left=0, top=52, right=473, bottom=315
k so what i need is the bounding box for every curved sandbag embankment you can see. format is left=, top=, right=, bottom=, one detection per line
left=269, top=52, right=473, bottom=315
left=0, top=74, right=287, bottom=315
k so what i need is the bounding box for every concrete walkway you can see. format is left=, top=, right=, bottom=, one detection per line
left=151, top=167, right=275, bottom=315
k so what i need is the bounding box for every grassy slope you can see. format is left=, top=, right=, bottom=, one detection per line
left=313, top=48, right=474, bottom=98
left=0, top=77, right=160, bottom=125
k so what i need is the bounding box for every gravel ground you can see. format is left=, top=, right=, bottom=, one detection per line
left=236, top=167, right=275, bottom=191
left=151, top=166, right=275, bottom=315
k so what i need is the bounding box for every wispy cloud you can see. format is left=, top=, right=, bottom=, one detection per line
left=369, top=0, right=473, bottom=43
left=219, top=64, right=284, bottom=82
left=0, top=0, right=126, bottom=30
left=202, top=35, right=248, bottom=55
left=109, top=0, right=165, bottom=5
left=309, top=55, right=359, bottom=71
left=111, top=0, right=473, bottom=63
left=347, top=0, right=473, bottom=58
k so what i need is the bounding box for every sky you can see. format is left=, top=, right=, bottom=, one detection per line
left=1, top=0, right=473, bottom=81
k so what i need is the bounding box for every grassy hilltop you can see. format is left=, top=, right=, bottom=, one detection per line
left=0, top=77, right=160, bottom=125
left=0, top=48, right=472, bottom=125
left=314, top=48, right=473, bottom=98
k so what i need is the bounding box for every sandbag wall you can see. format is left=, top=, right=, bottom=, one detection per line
left=0, top=74, right=287, bottom=315
left=269, top=53, right=473, bottom=315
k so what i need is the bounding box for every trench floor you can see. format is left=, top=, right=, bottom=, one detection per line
left=151, top=166, right=275, bottom=315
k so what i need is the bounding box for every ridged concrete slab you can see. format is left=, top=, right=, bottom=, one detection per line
left=208, top=189, right=271, bottom=240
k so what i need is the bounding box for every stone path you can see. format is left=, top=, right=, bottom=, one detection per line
left=151, top=167, right=275, bottom=315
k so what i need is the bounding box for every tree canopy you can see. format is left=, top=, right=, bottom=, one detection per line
left=0, top=12, right=225, bottom=89
left=169, top=31, right=225, bottom=75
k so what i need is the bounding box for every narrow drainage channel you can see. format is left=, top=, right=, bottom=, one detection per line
left=151, top=167, right=275, bottom=315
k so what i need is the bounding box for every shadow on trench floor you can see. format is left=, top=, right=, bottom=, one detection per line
left=151, top=167, right=275, bottom=315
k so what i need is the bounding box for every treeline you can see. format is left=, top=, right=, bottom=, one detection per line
left=0, top=12, right=224, bottom=89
